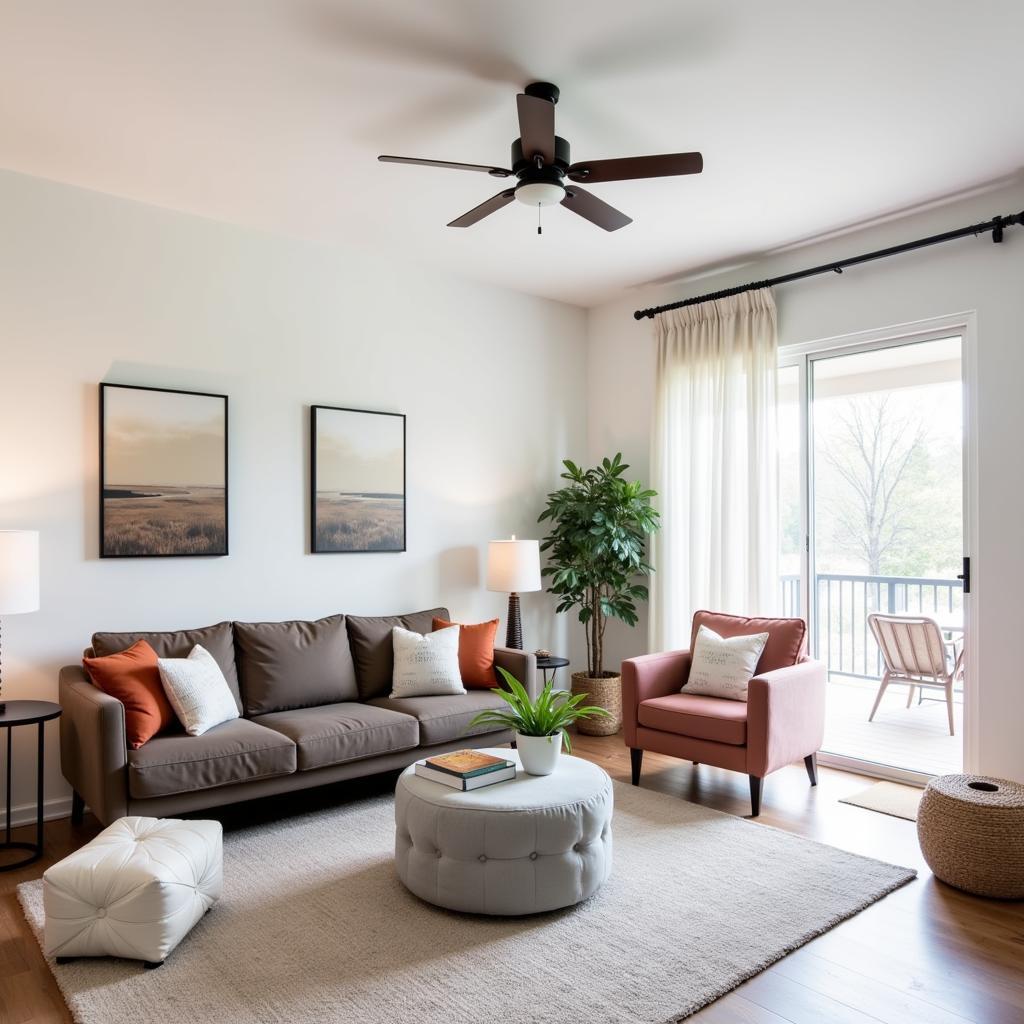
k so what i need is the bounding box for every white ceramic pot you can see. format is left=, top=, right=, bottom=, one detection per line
left=515, top=731, right=563, bottom=776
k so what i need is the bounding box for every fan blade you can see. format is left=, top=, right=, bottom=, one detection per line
left=561, top=187, right=632, bottom=231
left=567, top=152, right=703, bottom=183
left=448, top=189, right=516, bottom=228
left=378, top=155, right=512, bottom=177
left=516, top=94, right=555, bottom=165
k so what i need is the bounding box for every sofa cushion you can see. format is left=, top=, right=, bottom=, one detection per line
left=690, top=611, right=806, bottom=675
left=368, top=691, right=507, bottom=746
left=92, top=621, right=242, bottom=712
left=127, top=718, right=296, bottom=799
left=253, top=703, right=419, bottom=771
left=234, top=616, right=358, bottom=716
left=346, top=607, right=449, bottom=700
left=638, top=693, right=747, bottom=746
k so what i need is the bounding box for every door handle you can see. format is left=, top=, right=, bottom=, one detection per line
left=957, top=556, right=970, bottom=595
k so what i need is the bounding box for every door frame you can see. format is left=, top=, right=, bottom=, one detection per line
left=779, top=311, right=979, bottom=781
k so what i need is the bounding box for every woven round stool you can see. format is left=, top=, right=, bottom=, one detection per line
left=917, top=774, right=1024, bottom=899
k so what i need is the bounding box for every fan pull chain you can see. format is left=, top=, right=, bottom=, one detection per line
left=537, top=203, right=542, bottom=235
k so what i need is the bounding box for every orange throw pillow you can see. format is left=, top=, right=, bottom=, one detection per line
left=83, top=639, right=176, bottom=749
left=432, top=617, right=498, bottom=689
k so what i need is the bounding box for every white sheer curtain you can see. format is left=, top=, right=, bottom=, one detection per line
left=649, top=288, right=779, bottom=652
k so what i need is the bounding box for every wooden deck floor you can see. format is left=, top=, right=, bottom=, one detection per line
left=823, top=676, right=963, bottom=776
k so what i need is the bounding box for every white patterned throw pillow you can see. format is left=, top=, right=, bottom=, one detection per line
left=157, top=644, right=240, bottom=735
left=683, top=625, right=770, bottom=702
left=390, top=624, right=466, bottom=698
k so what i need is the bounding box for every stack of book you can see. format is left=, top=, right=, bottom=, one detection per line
left=414, top=750, right=517, bottom=791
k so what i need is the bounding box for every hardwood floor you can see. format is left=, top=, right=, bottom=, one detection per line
left=2, top=736, right=1022, bottom=1024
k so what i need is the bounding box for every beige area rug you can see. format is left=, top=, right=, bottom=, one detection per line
left=19, top=781, right=915, bottom=1024
left=840, top=781, right=924, bottom=821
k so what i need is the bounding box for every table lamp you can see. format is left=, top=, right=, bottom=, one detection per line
left=0, top=531, right=40, bottom=714
left=486, top=536, right=541, bottom=650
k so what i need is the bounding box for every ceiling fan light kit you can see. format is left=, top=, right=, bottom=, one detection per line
left=378, top=82, right=702, bottom=234
left=515, top=181, right=564, bottom=207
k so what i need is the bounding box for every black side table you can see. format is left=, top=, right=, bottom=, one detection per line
left=1, top=700, right=62, bottom=872
left=535, top=655, right=570, bottom=688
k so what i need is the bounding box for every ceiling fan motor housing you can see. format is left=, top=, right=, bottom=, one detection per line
left=511, top=136, right=571, bottom=177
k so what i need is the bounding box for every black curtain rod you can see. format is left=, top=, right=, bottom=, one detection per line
left=633, top=210, right=1024, bottom=321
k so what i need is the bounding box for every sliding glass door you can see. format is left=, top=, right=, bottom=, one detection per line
left=781, top=330, right=968, bottom=781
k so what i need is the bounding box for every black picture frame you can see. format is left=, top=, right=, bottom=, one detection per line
left=99, top=383, right=229, bottom=558
left=310, top=405, right=406, bottom=554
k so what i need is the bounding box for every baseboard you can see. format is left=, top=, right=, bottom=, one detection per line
left=1, top=795, right=73, bottom=829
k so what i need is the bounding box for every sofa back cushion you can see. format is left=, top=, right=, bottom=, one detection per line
left=234, top=616, right=358, bottom=715
left=346, top=607, right=449, bottom=700
left=91, top=621, right=242, bottom=712
left=690, top=611, right=807, bottom=675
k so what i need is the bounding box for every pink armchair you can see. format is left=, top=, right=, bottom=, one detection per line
left=623, top=610, right=826, bottom=816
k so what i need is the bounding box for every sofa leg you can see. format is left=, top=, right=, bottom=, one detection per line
left=804, top=752, right=818, bottom=787
left=630, top=748, right=643, bottom=786
left=71, top=790, right=85, bottom=826
left=749, top=776, right=763, bottom=817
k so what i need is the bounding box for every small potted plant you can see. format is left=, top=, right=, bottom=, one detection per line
left=539, top=454, right=660, bottom=734
left=468, top=668, right=610, bottom=775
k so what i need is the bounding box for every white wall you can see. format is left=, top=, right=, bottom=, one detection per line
left=587, top=181, right=1024, bottom=782
left=0, top=170, right=587, bottom=820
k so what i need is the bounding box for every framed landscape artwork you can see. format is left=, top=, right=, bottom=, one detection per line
left=100, top=383, right=229, bottom=558
left=311, top=405, right=406, bottom=553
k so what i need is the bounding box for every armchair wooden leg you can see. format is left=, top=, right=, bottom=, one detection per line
left=804, top=752, right=818, bottom=786
left=906, top=684, right=916, bottom=709
left=749, top=775, right=763, bottom=817
left=630, top=748, right=643, bottom=786
left=71, top=790, right=85, bottom=826
left=945, top=682, right=955, bottom=736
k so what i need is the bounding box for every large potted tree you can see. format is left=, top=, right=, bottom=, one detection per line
left=538, top=454, right=660, bottom=735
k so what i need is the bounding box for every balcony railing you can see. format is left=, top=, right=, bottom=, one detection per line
left=780, top=572, right=963, bottom=680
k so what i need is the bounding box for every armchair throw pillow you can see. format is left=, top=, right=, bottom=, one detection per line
left=684, top=625, right=770, bottom=702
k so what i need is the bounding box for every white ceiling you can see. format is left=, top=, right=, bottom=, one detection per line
left=2, top=0, right=1023, bottom=307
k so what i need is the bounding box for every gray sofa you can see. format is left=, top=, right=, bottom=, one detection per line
left=59, top=607, right=534, bottom=826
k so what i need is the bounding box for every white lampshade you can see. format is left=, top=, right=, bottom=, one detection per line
left=0, top=530, right=40, bottom=614
left=486, top=537, right=542, bottom=594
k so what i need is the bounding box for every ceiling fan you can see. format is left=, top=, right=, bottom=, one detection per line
left=378, top=82, right=702, bottom=233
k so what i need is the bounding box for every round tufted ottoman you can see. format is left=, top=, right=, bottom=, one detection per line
left=395, top=748, right=613, bottom=915
left=917, top=774, right=1024, bottom=899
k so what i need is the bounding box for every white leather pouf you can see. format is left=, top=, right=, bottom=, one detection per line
left=395, top=748, right=613, bottom=915
left=44, top=816, right=222, bottom=967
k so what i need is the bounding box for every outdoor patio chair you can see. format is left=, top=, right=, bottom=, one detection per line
left=867, top=613, right=963, bottom=736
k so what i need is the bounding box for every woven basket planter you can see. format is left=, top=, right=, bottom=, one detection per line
left=571, top=672, right=622, bottom=736
left=917, top=774, right=1024, bottom=899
